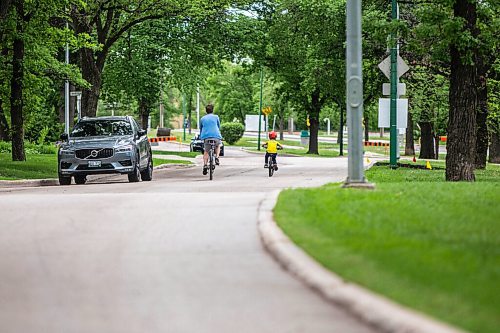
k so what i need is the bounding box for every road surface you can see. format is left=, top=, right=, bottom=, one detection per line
left=0, top=147, right=376, bottom=333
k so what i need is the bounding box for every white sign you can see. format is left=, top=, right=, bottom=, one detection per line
left=245, top=115, right=266, bottom=132
left=378, top=55, right=410, bottom=79
left=382, top=83, right=406, bottom=96
left=378, top=98, right=408, bottom=129
left=70, top=91, right=82, bottom=97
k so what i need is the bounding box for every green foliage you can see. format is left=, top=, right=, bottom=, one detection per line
left=0, top=141, right=57, bottom=155
left=220, top=122, right=245, bottom=144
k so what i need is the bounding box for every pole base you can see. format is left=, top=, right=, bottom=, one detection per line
left=342, top=181, right=376, bottom=190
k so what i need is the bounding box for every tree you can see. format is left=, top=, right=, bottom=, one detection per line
left=265, top=0, right=346, bottom=154
left=408, top=0, right=498, bottom=180
left=0, top=0, right=88, bottom=160
left=70, top=0, right=240, bottom=118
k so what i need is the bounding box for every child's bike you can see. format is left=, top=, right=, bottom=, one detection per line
left=267, top=147, right=282, bottom=177
left=268, top=158, right=278, bottom=177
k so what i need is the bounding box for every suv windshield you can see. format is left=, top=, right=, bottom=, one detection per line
left=71, top=120, right=133, bottom=137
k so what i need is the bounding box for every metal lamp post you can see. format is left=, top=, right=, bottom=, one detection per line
left=344, top=0, right=373, bottom=188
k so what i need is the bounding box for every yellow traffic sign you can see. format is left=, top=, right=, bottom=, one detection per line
left=262, top=106, right=272, bottom=116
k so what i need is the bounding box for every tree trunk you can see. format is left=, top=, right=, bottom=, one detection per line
left=475, top=74, right=488, bottom=169
left=278, top=111, right=284, bottom=140
left=405, top=112, right=415, bottom=156
left=307, top=90, right=321, bottom=154
left=419, top=122, right=435, bottom=159
left=0, top=44, right=10, bottom=141
left=188, top=92, right=192, bottom=134
left=10, top=0, right=25, bottom=161
left=338, top=102, right=344, bottom=156
left=489, top=129, right=500, bottom=163
left=80, top=47, right=102, bottom=117
left=138, top=98, right=149, bottom=130
left=446, top=0, right=478, bottom=181
left=0, top=97, right=10, bottom=141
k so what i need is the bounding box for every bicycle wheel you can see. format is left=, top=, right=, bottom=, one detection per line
left=269, top=163, right=274, bottom=177
left=209, top=148, right=214, bottom=180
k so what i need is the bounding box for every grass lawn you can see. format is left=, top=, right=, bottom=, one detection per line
left=153, top=157, right=192, bottom=165
left=234, top=137, right=340, bottom=157
left=274, top=163, right=500, bottom=333
left=0, top=152, right=58, bottom=180
left=0, top=152, right=191, bottom=180
left=152, top=150, right=199, bottom=158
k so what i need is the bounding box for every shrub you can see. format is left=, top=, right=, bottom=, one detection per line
left=0, top=141, right=57, bottom=155
left=221, top=122, right=245, bottom=144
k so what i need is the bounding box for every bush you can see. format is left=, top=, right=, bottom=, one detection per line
left=0, top=141, right=57, bottom=155
left=221, top=122, right=245, bottom=144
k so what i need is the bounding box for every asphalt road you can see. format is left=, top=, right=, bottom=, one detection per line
left=0, top=147, right=376, bottom=333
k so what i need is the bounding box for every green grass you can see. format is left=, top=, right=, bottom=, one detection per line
left=152, top=150, right=199, bottom=158
left=234, top=137, right=340, bottom=157
left=0, top=152, right=58, bottom=180
left=274, top=164, right=500, bottom=333
left=153, top=158, right=192, bottom=166
left=0, top=152, right=191, bottom=180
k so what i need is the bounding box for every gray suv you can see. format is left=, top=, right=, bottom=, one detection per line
left=58, top=116, right=153, bottom=185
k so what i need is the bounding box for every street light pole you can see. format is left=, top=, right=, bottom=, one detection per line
left=344, top=0, right=373, bottom=188
left=64, top=22, right=70, bottom=135
left=390, top=0, right=399, bottom=168
left=257, top=67, right=264, bottom=151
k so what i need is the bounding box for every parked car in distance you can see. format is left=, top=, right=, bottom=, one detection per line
left=190, top=134, right=224, bottom=156
left=58, top=116, right=153, bottom=185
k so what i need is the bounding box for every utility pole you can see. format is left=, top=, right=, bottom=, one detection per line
left=390, top=0, right=399, bottom=168
left=64, top=22, right=70, bottom=134
left=196, top=85, right=200, bottom=133
left=257, top=67, right=264, bottom=151
left=344, top=0, right=372, bottom=188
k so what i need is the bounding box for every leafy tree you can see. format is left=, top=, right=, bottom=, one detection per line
left=0, top=0, right=86, bottom=160
left=70, top=0, right=244, bottom=118
left=264, top=0, right=346, bottom=154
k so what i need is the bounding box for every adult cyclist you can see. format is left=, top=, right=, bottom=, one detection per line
left=199, top=104, right=222, bottom=175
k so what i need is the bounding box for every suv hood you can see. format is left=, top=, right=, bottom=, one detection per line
left=65, top=136, right=134, bottom=149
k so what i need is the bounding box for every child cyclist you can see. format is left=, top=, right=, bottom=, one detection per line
left=262, top=131, right=283, bottom=169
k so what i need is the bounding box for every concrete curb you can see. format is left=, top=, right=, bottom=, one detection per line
left=0, top=179, right=59, bottom=188
left=257, top=190, right=467, bottom=333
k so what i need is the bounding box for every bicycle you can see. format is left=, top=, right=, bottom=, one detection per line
left=204, top=139, right=218, bottom=180
left=267, top=146, right=283, bottom=177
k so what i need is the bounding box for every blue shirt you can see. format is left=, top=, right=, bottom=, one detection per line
left=200, top=114, right=222, bottom=140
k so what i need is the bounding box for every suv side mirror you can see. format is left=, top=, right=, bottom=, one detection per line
left=60, top=133, right=69, bottom=141
left=138, top=129, right=147, bottom=137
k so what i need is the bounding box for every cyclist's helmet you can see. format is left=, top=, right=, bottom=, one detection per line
left=269, top=131, right=277, bottom=139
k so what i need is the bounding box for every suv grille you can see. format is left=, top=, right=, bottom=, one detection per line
left=76, top=148, right=114, bottom=159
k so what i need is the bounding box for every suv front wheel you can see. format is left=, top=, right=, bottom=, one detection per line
left=141, top=156, right=153, bottom=181
left=128, top=159, right=141, bottom=182
left=59, top=173, right=71, bottom=185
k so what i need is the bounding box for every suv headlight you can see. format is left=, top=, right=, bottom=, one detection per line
left=115, top=145, right=133, bottom=152
left=59, top=148, right=74, bottom=155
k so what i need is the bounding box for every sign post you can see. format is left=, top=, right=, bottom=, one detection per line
left=390, top=0, right=398, bottom=168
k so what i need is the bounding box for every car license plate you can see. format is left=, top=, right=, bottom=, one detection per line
left=88, top=160, right=101, bottom=168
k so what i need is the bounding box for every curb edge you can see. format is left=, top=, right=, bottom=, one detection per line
left=257, top=190, right=468, bottom=333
